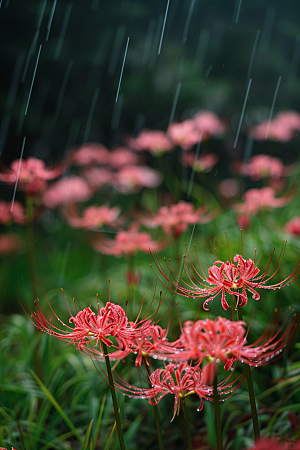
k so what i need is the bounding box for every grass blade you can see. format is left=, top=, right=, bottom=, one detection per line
left=103, top=422, right=116, bottom=450
left=92, top=395, right=106, bottom=450
left=81, top=419, right=94, bottom=450
left=29, top=369, right=82, bottom=443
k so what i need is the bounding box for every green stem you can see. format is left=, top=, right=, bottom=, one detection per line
left=213, top=375, right=223, bottom=450
left=142, top=356, right=165, bottom=450
left=182, top=397, right=193, bottom=450
left=102, top=342, right=126, bottom=450
left=25, top=196, right=38, bottom=300
left=236, top=301, right=260, bottom=441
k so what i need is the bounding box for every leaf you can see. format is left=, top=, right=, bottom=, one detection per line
left=29, top=369, right=82, bottom=443
left=92, top=395, right=106, bottom=450
left=103, top=422, right=116, bottom=450
left=81, top=419, right=94, bottom=450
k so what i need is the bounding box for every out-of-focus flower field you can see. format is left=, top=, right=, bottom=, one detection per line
left=1, top=107, right=300, bottom=449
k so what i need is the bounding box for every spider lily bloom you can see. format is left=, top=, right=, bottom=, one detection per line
left=42, top=176, right=94, bottom=209
left=69, top=142, right=109, bottom=166
left=191, top=111, right=226, bottom=139
left=63, top=204, right=123, bottom=229
left=168, top=120, right=202, bottom=150
left=91, top=223, right=167, bottom=257
left=0, top=157, right=64, bottom=197
left=151, top=243, right=300, bottom=310
left=113, top=165, right=162, bottom=193
left=244, top=437, right=300, bottom=450
left=181, top=151, right=219, bottom=173
left=82, top=167, right=113, bottom=190
left=108, top=147, right=139, bottom=167
left=127, top=129, right=174, bottom=155
left=286, top=217, right=300, bottom=237
left=0, top=200, right=27, bottom=225
left=234, top=187, right=291, bottom=217
left=138, top=201, right=217, bottom=239
left=0, top=448, right=17, bottom=450
left=22, top=300, right=129, bottom=350
left=150, top=313, right=299, bottom=370
left=240, top=155, right=286, bottom=181
left=22, top=294, right=159, bottom=358
left=250, top=110, right=300, bottom=142
left=115, top=361, right=244, bottom=421
left=116, top=361, right=211, bottom=420
left=0, top=233, right=23, bottom=256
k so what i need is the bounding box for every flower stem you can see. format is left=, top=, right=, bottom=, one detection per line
left=182, top=397, right=193, bottom=450
left=25, top=196, right=38, bottom=300
left=236, top=301, right=260, bottom=441
left=102, top=342, right=126, bottom=450
left=213, top=374, right=223, bottom=450
left=142, top=356, right=165, bottom=450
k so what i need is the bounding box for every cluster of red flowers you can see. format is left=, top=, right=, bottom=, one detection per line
left=22, top=244, right=299, bottom=421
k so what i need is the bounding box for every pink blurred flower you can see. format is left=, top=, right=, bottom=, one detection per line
left=114, top=166, right=162, bottom=193
left=218, top=178, right=240, bottom=199
left=139, top=201, right=216, bottom=238
left=276, top=110, right=300, bottom=130
left=82, top=167, right=113, bottom=190
left=42, top=176, right=93, bottom=209
left=235, top=187, right=291, bottom=216
left=181, top=152, right=218, bottom=173
left=250, top=110, right=300, bottom=142
left=91, top=223, right=167, bottom=257
left=286, top=217, right=300, bottom=236
left=0, top=157, right=64, bottom=196
left=127, top=129, right=173, bottom=155
left=168, top=120, right=202, bottom=150
left=69, top=143, right=109, bottom=166
left=241, top=155, right=285, bottom=180
left=0, top=232, right=23, bottom=256
left=64, top=204, right=123, bottom=229
left=108, top=147, right=139, bottom=167
left=192, top=110, right=226, bottom=139
left=0, top=200, right=27, bottom=225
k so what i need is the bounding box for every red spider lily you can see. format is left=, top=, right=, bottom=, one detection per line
left=21, top=285, right=170, bottom=362
left=138, top=201, right=218, bottom=239
left=0, top=448, right=17, bottom=450
left=127, top=129, right=173, bottom=155
left=0, top=200, right=27, bottom=225
left=63, top=204, right=123, bottom=229
left=240, top=154, right=286, bottom=180
left=244, top=437, right=300, bottom=450
left=149, top=312, right=299, bottom=370
left=0, top=157, right=64, bottom=196
left=286, top=217, right=300, bottom=237
left=113, top=361, right=245, bottom=421
left=91, top=222, right=168, bottom=257
left=151, top=241, right=300, bottom=310
left=0, top=233, right=24, bottom=256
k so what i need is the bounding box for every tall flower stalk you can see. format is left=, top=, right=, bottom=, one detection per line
left=213, top=374, right=223, bottom=450
left=102, top=342, right=126, bottom=450
left=142, top=355, right=165, bottom=450
left=234, top=295, right=260, bottom=441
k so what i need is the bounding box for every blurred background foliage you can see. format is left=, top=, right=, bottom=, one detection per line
left=1, top=0, right=300, bottom=162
